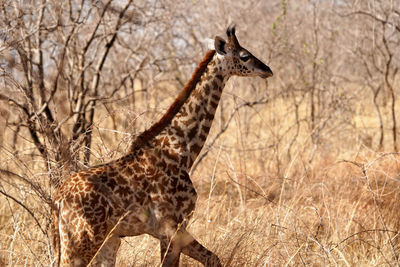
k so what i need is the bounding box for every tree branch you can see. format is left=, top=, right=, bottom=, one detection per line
left=190, top=97, right=269, bottom=174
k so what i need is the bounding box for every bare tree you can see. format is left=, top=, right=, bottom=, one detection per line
left=341, top=0, right=400, bottom=151
left=0, top=0, right=399, bottom=265
left=0, top=0, right=204, bottom=263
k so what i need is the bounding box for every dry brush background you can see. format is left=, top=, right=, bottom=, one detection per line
left=0, top=0, right=400, bottom=266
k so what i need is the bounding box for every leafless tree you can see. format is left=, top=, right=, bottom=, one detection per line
left=339, top=0, right=400, bottom=151
left=0, top=0, right=399, bottom=265
left=0, top=0, right=206, bottom=263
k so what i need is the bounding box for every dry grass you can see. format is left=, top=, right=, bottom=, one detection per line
left=1, top=83, right=400, bottom=266
left=113, top=150, right=400, bottom=266
left=1, top=0, right=399, bottom=265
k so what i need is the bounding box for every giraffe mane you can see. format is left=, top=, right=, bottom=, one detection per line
left=129, top=49, right=217, bottom=152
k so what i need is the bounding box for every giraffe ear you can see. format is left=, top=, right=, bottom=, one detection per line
left=214, top=36, right=226, bottom=55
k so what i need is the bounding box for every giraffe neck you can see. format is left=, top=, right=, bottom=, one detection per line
left=156, top=53, right=230, bottom=170
left=130, top=50, right=216, bottom=152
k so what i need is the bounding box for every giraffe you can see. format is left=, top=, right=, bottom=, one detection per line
left=53, top=25, right=273, bottom=267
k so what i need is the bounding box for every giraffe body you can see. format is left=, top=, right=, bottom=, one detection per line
left=54, top=26, right=273, bottom=267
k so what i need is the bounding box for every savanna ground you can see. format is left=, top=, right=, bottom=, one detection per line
left=0, top=0, right=400, bottom=266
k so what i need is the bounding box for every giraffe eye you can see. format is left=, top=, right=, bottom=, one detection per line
left=240, top=55, right=250, bottom=62
left=239, top=52, right=250, bottom=62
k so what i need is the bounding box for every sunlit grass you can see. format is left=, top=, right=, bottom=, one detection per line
left=1, top=85, right=400, bottom=266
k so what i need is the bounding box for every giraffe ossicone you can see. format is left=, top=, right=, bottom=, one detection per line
left=53, top=25, right=273, bottom=267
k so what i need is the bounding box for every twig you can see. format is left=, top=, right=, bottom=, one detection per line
left=0, top=188, right=46, bottom=236
left=191, top=97, right=269, bottom=174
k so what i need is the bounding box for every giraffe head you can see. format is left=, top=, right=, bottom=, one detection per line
left=214, top=25, right=273, bottom=79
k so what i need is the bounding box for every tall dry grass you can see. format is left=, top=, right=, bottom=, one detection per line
left=0, top=0, right=399, bottom=266
left=116, top=151, right=400, bottom=266
left=2, top=89, right=400, bottom=266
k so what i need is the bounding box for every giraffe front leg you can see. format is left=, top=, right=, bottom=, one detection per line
left=88, top=235, right=121, bottom=267
left=160, top=237, right=181, bottom=267
left=180, top=231, right=222, bottom=267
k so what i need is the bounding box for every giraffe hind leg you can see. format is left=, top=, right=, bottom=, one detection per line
left=88, top=235, right=121, bottom=267
left=159, top=229, right=221, bottom=267
left=180, top=230, right=222, bottom=267
left=160, top=237, right=181, bottom=267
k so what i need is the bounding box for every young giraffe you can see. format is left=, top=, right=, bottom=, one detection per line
left=53, top=25, right=273, bottom=267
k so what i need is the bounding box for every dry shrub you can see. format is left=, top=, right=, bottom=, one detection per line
left=1, top=0, right=400, bottom=266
